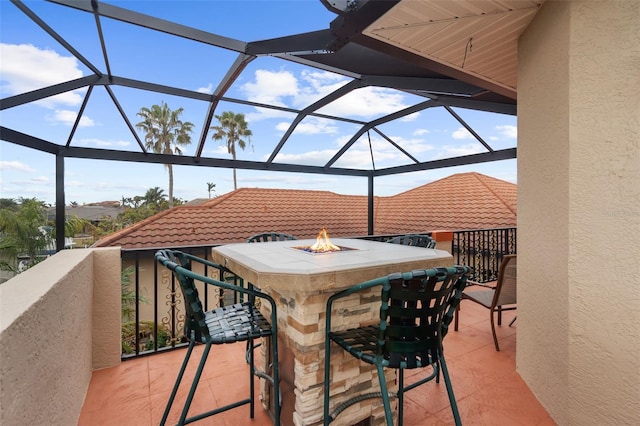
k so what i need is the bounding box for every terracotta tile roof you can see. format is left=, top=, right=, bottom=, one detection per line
left=94, top=172, right=516, bottom=250
left=377, top=172, right=517, bottom=232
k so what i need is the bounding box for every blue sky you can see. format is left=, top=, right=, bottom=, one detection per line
left=1, top=0, right=517, bottom=206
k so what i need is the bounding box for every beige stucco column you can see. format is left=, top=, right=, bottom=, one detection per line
left=517, top=1, right=640, bottom=424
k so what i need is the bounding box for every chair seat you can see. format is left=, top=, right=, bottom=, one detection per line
left=330, top=326, right=438, bottom=369
left=463, top=289, right=496, bottom=308
left=203, top=302, right=273, bottom=344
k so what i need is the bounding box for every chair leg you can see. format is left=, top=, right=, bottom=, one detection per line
left=323, top=339, right=332, bottom=425
left=454, top=304, right=460, bottom=331
left=497, top=306, right=503, bottom=326
left=509, top=315, right=517, bottom=327
left=490, top=309, right=500, bottom=351
left=178, top=343, right=212, bottom=425
left=398, top=368, right=405, bottom=426
left=270, top=335, right=281, bottom=426
left=440, top=356, right=462, bottom=426
left=376, top=364, right=394, bottom=426
left=247, top=340, right=255, bottom=419
left=161, top=340, right=196, bottom=426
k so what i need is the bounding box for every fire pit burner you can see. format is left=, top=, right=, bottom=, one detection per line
left=293, top=245, right=357, bottom=254
left=295, top=228, right=357, bottom=253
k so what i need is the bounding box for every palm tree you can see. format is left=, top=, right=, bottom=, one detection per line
left=143, top=186, right=167, bottom=208
left=206, top=182, right=216, bottom=198
left=210, top=111, right=252, bottom=190
left=136, top=102, right=194, bottom=208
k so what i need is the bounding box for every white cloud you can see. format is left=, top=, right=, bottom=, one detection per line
left=452, top=127, right=474, bottom=140
left=241, top=68, right=413, bottom=121
left=0, top=161, right=36, bottom=173
left=316, top=86, right=409, bottom=119
left=272, top=149, right=336, bottom=166
left=435, top=143, right=485, bottom=159
left=496, top=124, right=517, bottom=138
left=49, top=110, right=95, bottom=127
left=413, top=128, right=430, bottom=136
left=197, top=83, right=213, bottom=94
left=77, top=138, right=130, bottom=148
left=275, top=117, right=338, bottom=135
left=241, top=69, right=299, bottom=106
left=31, top=176, right=51, bottom=184
left=0, top=43, right=85, bottom=108
left=66, top=180, right=85, bottom=188
left=400, top=112, right=420, bottom=122
left=273, top=134, right=436, bottom=169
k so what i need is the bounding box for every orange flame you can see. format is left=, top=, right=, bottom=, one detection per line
left=309, top=228, right=341, bottom=252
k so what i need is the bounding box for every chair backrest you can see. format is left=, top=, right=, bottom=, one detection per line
left=379, top=265, right=471, bottom=368
left=247, top=232, right=297, bottom=243
left=155, top=249, right=211, bottom=342
left=385, top=234, right=436, bottom=249
left=493, top=254, right=517, bottom=307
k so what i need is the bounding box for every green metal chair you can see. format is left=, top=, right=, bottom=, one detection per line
left=247, top=232, right=297, bottom=243
left=323, top=265, right=471, bottom=426
left=454, top=254, right=517, bottom=351
left=155, top=249, right=281, bottom=426
left=385, top=233, right=436, bottom=249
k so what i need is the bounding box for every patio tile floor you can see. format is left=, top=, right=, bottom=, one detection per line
left=80, top=301, right=553, bottom=425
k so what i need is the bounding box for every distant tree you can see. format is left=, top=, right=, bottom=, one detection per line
left=143, top=187, right=167, bottom=209
left=136, top=102, right=194, bottom=208
left=207, top=182, right=216, bottom=198
left=0, top=198, right=19, bottom=211
left=210, top=111, right=252, bottom=190
left=132, top=196, right=144, bottom=209
left=120, top=196, right=133, bottom=208
left=0, top=198, right=51, bottom=271
left=95, top=216, right=122, bottom=239
left=60, top=215, right=91, bottom=238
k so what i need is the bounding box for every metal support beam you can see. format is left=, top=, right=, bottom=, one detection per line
left=368, top=173, right=374, bottom=235
left=56, top=154, right=65, bottom=252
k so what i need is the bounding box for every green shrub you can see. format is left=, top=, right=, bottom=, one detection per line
left=121, top=320, right=172, bottom=354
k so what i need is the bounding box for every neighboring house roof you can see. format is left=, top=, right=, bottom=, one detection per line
left=94, top=172, right=516, bottom=250
left=377, top=172, right=517, bottom=232
left=48, top=205, right=123, bottom=222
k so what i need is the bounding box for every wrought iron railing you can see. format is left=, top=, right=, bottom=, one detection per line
left=120, top=245, right=243, bottom=359
left=120, top=229, right=515, bottom=359
left=451, top=227, right=517, bottom=282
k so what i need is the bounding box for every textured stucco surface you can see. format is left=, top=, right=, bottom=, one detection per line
left=92, top=248, right=122, bottom=369
left=517, top=1, right=640, bottom=424
left=0, top=247, right=121, bottom=425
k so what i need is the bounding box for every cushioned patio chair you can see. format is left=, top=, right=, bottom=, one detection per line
left=385, top=233, right=436, bottom=249
left=247, top=232, right=297, bottom=243
left=323, top=265, right=471, bottom=426
left=454, top=254, right=517, bottom=351
left=155, top=249, right=281, bottom=425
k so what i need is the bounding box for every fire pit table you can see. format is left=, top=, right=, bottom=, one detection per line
left=211, top=238, right=453, bottom=426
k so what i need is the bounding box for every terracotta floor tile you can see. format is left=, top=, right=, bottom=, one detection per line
left=81, top=306, right=552, bottom=425
left=453, top=371, right=552, bottom=426
left=149, top=378, right=219, bottom=426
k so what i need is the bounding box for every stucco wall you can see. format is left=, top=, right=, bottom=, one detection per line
left=518, top=1, right=640, bottom=424
left=0, top=248, right=121, bottom=425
